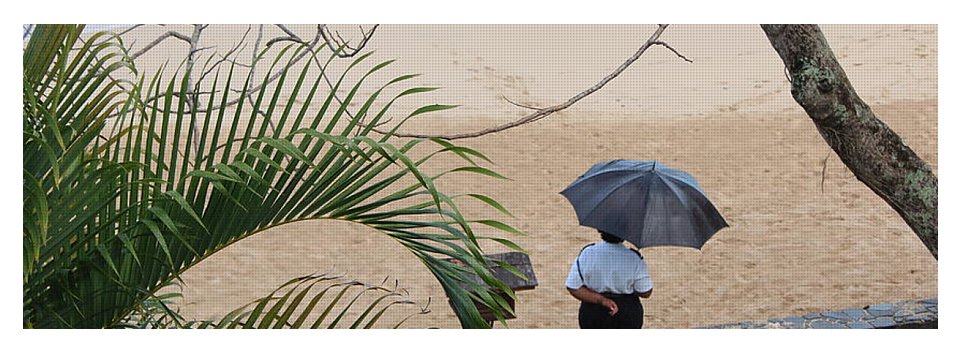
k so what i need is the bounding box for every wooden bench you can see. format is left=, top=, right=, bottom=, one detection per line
left=445, top=251, right=538, bottom=324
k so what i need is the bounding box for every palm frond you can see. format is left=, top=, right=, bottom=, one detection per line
left=23, top=24, right=523, bottom=329
left=116, top=274, right=426, bottom=329
left=188, top=274, right=428, bottom=329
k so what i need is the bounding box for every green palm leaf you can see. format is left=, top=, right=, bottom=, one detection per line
left=24, top=24, right=523, bottom=329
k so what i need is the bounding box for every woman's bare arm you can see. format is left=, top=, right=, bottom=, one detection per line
left=567, top=287, right=618, bottom=315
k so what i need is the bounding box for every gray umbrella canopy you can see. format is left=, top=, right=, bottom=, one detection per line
left=560, top=160, right=728, bottom=249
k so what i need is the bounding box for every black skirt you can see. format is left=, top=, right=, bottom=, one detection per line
left=578, top=293, right=644, bottom=329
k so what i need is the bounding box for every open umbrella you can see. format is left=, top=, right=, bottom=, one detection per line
left=560, top=160, right=728, bottom=249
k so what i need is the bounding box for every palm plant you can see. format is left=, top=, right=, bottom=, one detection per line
left=23, top=24, right=523, bottom=329
left=119, top=275, right=431, bottom=329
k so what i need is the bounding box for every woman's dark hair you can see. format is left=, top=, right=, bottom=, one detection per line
left=599, top=230, right=623, bottom=244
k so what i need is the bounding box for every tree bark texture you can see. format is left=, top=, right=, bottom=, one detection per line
left=761, top=24, right=937, bottom=259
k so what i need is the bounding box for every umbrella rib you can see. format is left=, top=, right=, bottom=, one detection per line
left=660, top=176, right=726, bottom=242
left=566, top=168, right=652, bottom=190
left=658, top=175, right=692, bottom=208
left=635, top=174, right=657, bottom=247
left=661, top=176, right=719, bottom=219
left=578, top=172, right=650, bottom=224
left=642, top=175, right=701, bottom=248
left=659, top=176, right=702, bottom=240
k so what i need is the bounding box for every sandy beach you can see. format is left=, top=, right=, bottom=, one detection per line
left=117, top=24, right=937, bottom=328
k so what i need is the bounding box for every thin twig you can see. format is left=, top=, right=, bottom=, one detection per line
left=188, top=25, right=354, bottom=115
left=266, top=24, right=305, bottom=47
left=219, top=23, right=376, bottom=134
left=184, top=24, right=205, bottom=155
left=235, top=24, right=274, bottom=130
left=335, top=31, right=349, bottom=48
left=117, top=24, right=145, bottom=36
left=821, top=153, right=831, bottom=193
left=75, top=24, right=142, bottom=50
left=89, top=24, right=145, bottom=46
left=275, top=24, right=303, bottom=41
left=172, top=25, right=324, bottom=116
left=195, top=26, right=251, bottom=88
left=501, top=96, right=542, bottom=111
left=130, top=30, right=193, bottom=60
left=253, top=24, right=265, bottom=60
left=267, top=24, right=307, bottom=47
left=266, top=36, right=306, bottom=47
left=306, top=49, right=375, bottom=135
left=651, top=41, right=693, bottom=63
left=108, top=27, right=248, bottom=119
left=219, top=57, right=254, bottom=68
left=319, top=24, right=379, bottom=58
left=245, top=24, right=277, bottom=132
left=386, top=24, right=691, bottom=140
left=193, top=46, right=215, bottom=54
left=111, top=24, right=374, bottom=122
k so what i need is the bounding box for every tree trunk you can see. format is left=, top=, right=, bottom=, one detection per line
left=761, top=24, right=937, bottom=259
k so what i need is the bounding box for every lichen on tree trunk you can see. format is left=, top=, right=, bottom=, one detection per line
left=761, top=24, right=938, bottom=259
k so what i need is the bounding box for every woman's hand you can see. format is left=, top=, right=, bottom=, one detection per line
left=567, top=287, right=619, bottom=315
left=600, top=297, right=619, bottom=316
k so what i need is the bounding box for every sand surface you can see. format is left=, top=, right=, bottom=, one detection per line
left=115, top=24, right=937, bottom=328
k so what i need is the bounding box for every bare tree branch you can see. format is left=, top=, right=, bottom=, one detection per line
left=193, top=46, right=215, bottom=54
left=185, top=24, right=204, bottom=106
left=319, top=24, right=379, bottom=58
left=303, top=44, right=391, bottom=135
left=218, top=57, right=254, bottom=68
left=266, top=36, right=306, bottom=47
left=763, top=24, right=937, bottom=258
left=89, top=24, right=145, bottom=46
left=275, top=24, right=303, bottom=41
left=253, top=24, right=265, bottom=58
left=501, top=96, right=542, bottom=111
left=224, top=25, right=323, bottom=101
left=130, top=30, right=193, bottom=60
left=244, top=24, right=277, bottom=133
left=267, top=24, right=307, bottom=47
left=175, top=25, right=206, bottom=155
left=74, top=24, right=144, bottom=51
left=109, top=24, right=378, bottom=124
left=386, top=24, right=691, bottom=140
left=195, top=26, right=251, bottom=86
left=138, top=25, right=327, bottom=117
left=652, top=41, right=693, bottom=63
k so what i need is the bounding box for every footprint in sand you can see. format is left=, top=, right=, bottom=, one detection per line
left=466, top=60, right=532, bottom=99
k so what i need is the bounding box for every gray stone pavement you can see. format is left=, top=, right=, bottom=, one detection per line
left=702, top=298, right=937, bottom=329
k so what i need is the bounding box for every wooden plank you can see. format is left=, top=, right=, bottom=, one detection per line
left=443, top=252, right=538, bottom=323
left=445, top=251, right=538, bottom=291
left=485, top=251, right=538, bottom=290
